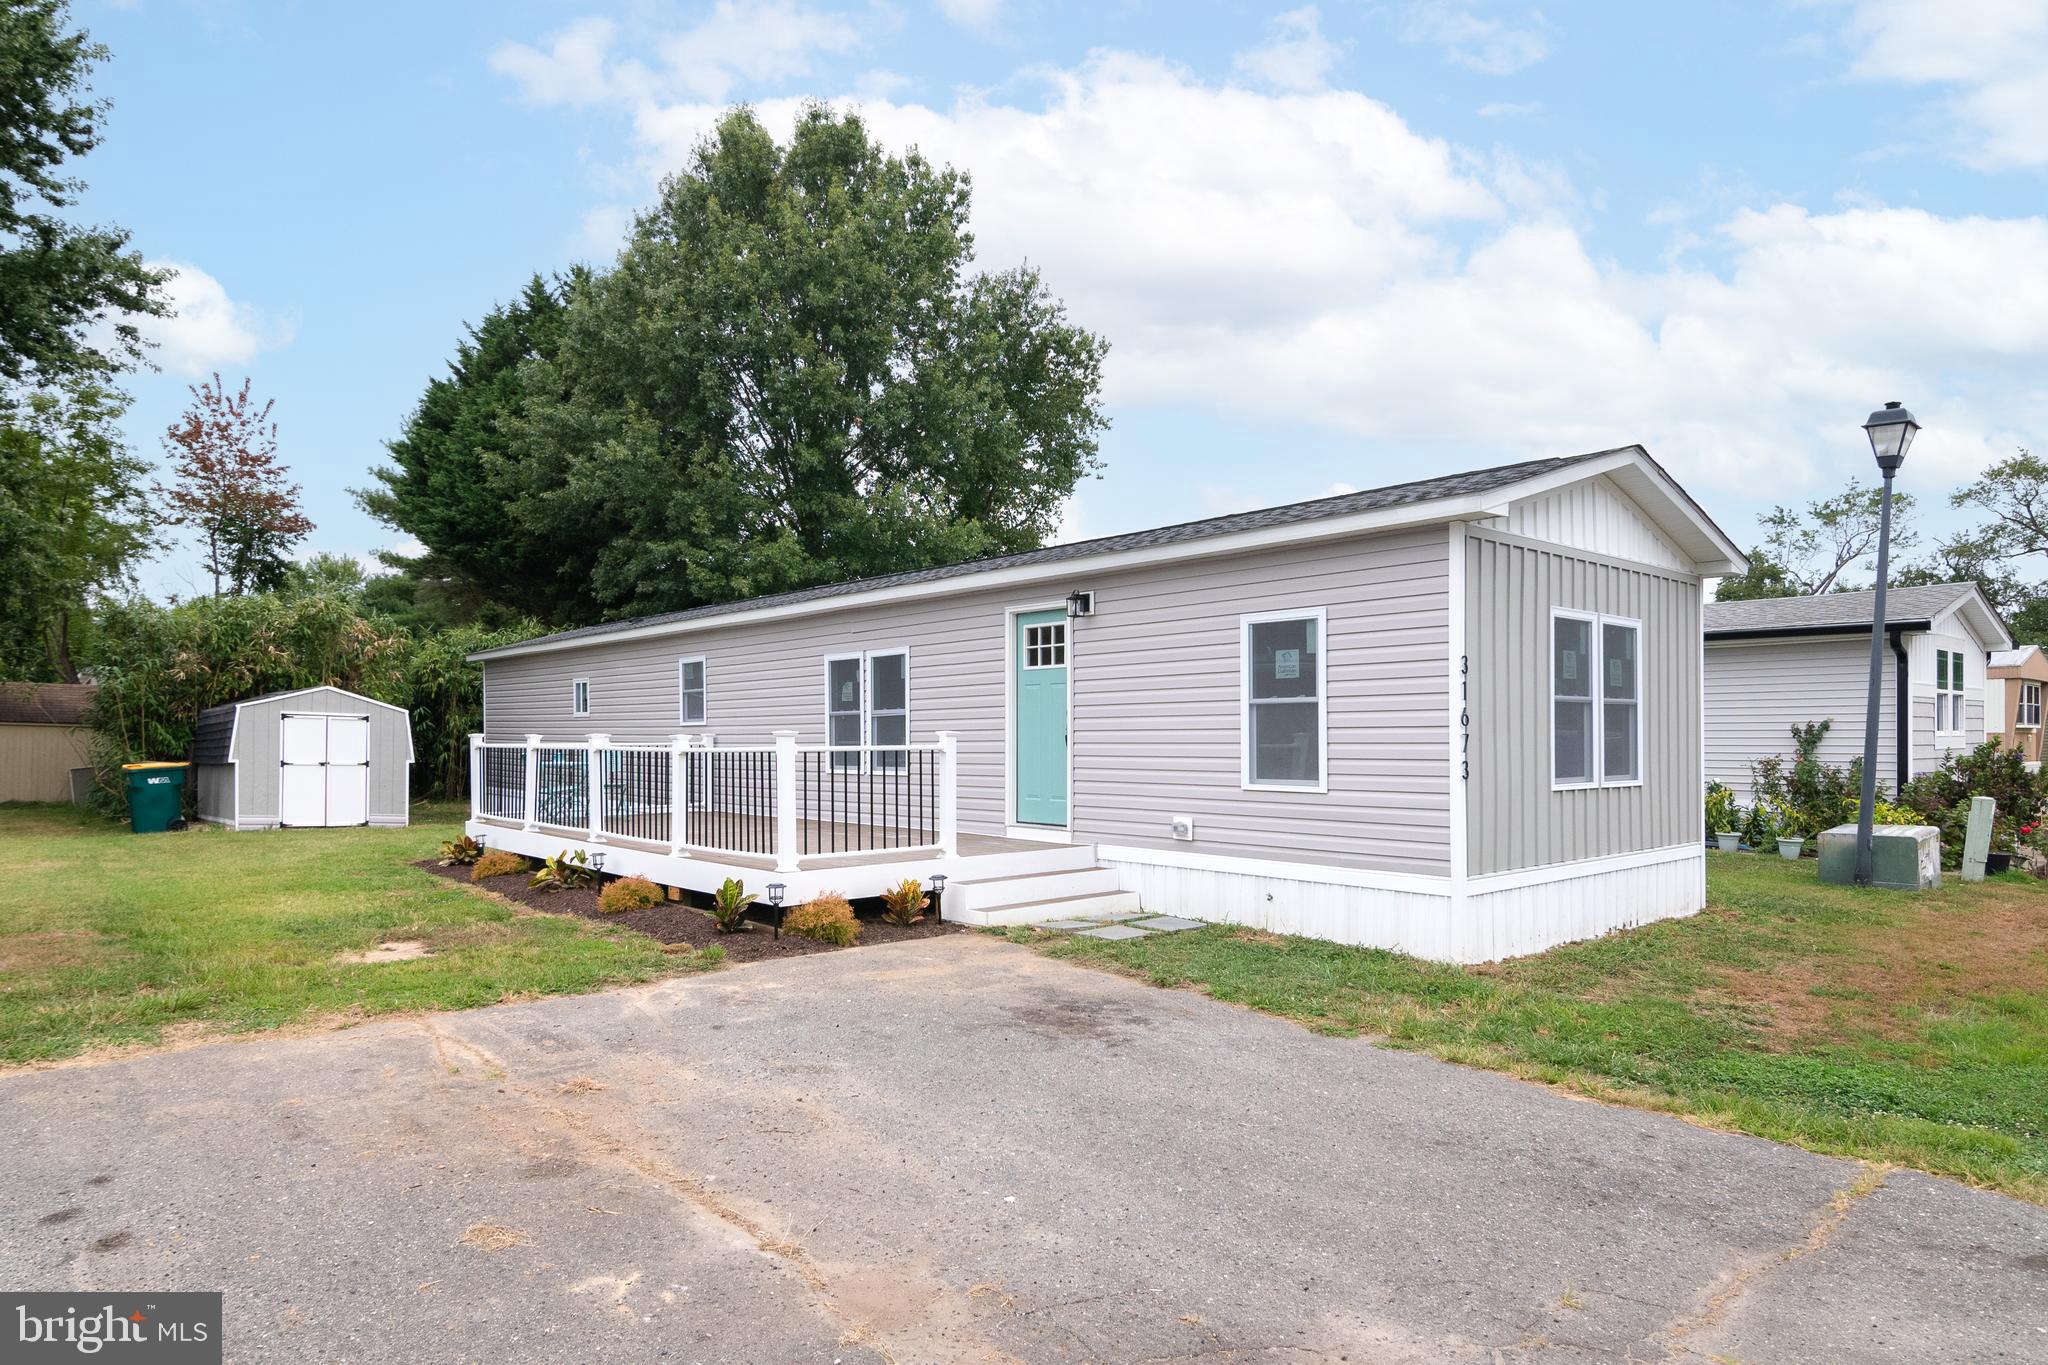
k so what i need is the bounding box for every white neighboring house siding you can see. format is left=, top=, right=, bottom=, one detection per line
left=1704, top=635, right=1901, bottom=803
left=1907, top=614, right=1987, bottom=773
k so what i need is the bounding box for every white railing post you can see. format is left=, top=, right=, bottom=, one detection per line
left=669, top=734, right=689, bottom=858
left=468, top=733, right=482, bottom=820
left=773, top=729, right=800, bottom=873
left=522, top=734, right=541, bottom=830
left=587, top=734, right=608, bottom=843
left=936, top=731, right=959, bottom=858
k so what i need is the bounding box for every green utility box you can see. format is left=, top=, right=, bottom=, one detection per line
left=122, top=761, right=189, bottom=834
left=1817, top=822, right=1941, bottom=890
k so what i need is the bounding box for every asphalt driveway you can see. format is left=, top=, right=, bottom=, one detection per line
left=2, top=934, right=2044, bottom=1363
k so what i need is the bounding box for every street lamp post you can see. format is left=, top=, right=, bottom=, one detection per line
left=1854, top=401, right=1920, bottom=886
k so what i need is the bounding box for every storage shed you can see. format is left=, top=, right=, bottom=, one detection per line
left=192, top=687, right=413, bottom=829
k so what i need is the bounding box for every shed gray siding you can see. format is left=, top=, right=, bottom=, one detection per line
left=195, top=764, right=236, bottom=824
left=226, top=688, right=413, bottom=826
left=1704, top=637, right=1898, bottom=803
left=482, top=527, right=1453, bottom=877
left=1464, top=528, right=1702, bottom=875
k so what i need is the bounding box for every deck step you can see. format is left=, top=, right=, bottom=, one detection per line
left=941, top=888, right=1142, bottom=928
left=947, top=865, right=1123, bottom=911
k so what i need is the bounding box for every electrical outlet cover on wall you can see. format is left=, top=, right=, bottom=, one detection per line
left=1170, top=815, right=1195, bottom=841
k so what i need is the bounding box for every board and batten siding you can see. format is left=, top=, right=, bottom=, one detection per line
left=1464, top=528, right=1702, bottom=876
left=1490, top=474, right=1690, bottom=573
left=1703, top=637, right=1899, bottom=803
left=483, top=527, right=1454, bottom=877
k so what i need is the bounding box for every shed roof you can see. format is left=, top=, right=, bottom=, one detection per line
left=191, top=686, right=413, bottom=766
left=473, top=445, right=1746, bottom=663
left=0, top=682, right=96, bottom=726
left=1703, top=582, right=2011, bottom=650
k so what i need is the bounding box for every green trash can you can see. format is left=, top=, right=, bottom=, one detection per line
left=123, top=761, right=189, bottom=834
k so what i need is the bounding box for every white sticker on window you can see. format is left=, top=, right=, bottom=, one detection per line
left=1562, top=653, right=1577, bottom=682
left=1275, top=648, right=1300, bottom=680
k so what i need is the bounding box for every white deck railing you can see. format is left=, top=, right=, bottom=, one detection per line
left=468, top=729, right=958, bottom=872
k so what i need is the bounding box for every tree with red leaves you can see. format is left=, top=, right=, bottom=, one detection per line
left=156, top=375, right=312, bottom=596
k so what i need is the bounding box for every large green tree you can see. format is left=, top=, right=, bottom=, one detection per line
left=358, top=272, right=594, bottom=622
left=0, top=0, right=165, bottom=385
left=0, top=377, right=150, bottom=679
left=366, top=107, right=1108, bottom=622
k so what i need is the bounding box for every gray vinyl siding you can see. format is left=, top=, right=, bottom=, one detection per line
left=195, top=764, right=235, bottom=823
left=1704, top=637, right=1898, bottom=803
left=1912, top=695, right=1987, bottom=775
left=1069, top=527, right=1450, bottom=873
left=483, top=527, right=1454, bottom=876
left=1465, top=529, right=1702, bottom=875
left=226, top=688, right=413, bottom=825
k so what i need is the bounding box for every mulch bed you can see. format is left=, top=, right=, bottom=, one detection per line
left=415, top=859, right=963, bottom=964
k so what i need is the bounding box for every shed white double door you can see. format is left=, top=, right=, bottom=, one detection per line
left=279, top=713, right=370, bottom=827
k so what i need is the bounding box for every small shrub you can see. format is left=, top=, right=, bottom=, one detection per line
left=471, top=849, right=529, bottom=881
left=880, top=878, right=928, bottom=927
left=784, top=893, right=859, bottom=946
left=598, top=876, right=664, bottom=914
left=1873, top=798, right=1920, bottom=825
left=529, top=848, right=595, bottom=892
left=1899, top=739, right=2048, bottom=868
left=438, top=835, right=483, bottom=866
left=709, top=877, right=753, bottom=932
left=1749, top=720, right=1867, bottom=840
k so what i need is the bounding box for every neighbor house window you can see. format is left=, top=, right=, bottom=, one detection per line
left=677, top=657, right=706, bottom=725
left=2022, top=682, right=2043, bottom=730
left=572, top=678, right=590, bottom=717
left=1936, top=649, right=1964, bottom=733
left=824, top=650, right=910, bottom=772
left=1552, top=610, right=1641, bottom=789
left=1241, top=609, right=1326, bottom=790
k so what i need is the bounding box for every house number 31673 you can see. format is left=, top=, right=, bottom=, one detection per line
left=1458, top=654, right=1470, bottom=781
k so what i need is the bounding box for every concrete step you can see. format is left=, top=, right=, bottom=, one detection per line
left=947, top=841, right=1100, bottom=880
left=947, top=865, right=1123, bottom=912
left=942, top=888, right=1143, bottom=928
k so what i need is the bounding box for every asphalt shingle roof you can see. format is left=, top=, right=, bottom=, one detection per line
left=0, top=682, right=95, bottom=726
left=1703, top=582, right=1976, bottom=636
left=477, top=448, right=1634, bottom=658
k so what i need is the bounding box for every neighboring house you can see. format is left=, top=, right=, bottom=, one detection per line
left=464, top=446, right=1744, bottom=963
left=1986, top=645, right=2048, bottom=769
left=1703, top=582, right=2012, bottom=802
left=191, top=687, right=414, bottom=829
left=0, top=682, right=96, bottom=804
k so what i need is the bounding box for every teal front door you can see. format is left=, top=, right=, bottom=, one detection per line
left=1014, top=609, right=1069, bottom=826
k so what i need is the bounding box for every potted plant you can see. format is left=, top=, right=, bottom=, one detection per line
left=1770, top=799, right=1805, bottom=859
left=1987, top=821, right=2028, bottom=874
left=1706, top=782, right=1741, bottom=851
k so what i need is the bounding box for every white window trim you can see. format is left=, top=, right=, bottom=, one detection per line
left=1549, top=608, right=1644, bottom=792
left=571, top=677, right=590, bottom=718
left=1021, top=619, right=1068, bottom=670
left=676, top=655, right=707, bottom=726
left=821, top=648, right=911, bottom=773
left=1936, top=649, right=1965, bottom=736
left=2020, top=681, right=2042, bottom=731
left=1240, top=607, right=1329, bottom=794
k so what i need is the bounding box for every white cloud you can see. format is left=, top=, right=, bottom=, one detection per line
left=1233, top=7, right=1344, bottom=94
left=935, top=0, right=1004, bottom=30
left=1839, top=0, right=2048, bottom=169
left=492, top=2, right=866, bottom=108
left=1400, top=2, right=1549, bottom=76
left=497, top=36, right=2048, bottom=501
left=138, top=260, right=292, bottom=377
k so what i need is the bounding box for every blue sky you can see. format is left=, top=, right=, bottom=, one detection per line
left=77, top=1, right=2048, bottom=599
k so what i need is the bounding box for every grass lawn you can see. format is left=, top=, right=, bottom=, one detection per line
left=0, top=801, right=702, bottom=1067
left=1004, top=852, right=2048, bottom=1204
